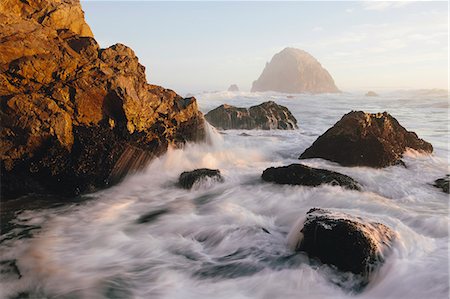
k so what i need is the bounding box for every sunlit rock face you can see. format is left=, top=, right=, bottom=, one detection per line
left=251, top=47, right=340, bottom=94
left=299, top=111, right=433, bottom=168
left=205, top=101, right=297, bottom=130
left=0, top=0, right=205, bottom=199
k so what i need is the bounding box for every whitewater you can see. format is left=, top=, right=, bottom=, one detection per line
left=0, top=90, right=448, bottom=299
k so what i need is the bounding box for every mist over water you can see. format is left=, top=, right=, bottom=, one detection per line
left=1, top=90, right=448, bottom=299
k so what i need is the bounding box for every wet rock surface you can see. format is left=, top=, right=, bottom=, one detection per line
left=178, top=168, right=224, bottom=189
left=299, top=111, right=433, bottom=168
left=433, top=175, right=449, bottom=194
left=205, top=101, right=297, bottom=130
left=295, top=208, right=396, bottom=286
left=251, top=47, right=340, bottom=94
left=0, top=0, right=205, bottom=199
left=262, top=164, right=361, bottom=190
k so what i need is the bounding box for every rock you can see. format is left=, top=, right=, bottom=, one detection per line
left=227, top=84, right=239, bottom=92
left=0, top=0, right=205, bottom=199
left=251, top=47, right=340, bottom=94
left=365, top=91, right=378, bottom=97
left=178, top=168, right=224, bottom=189
left=434, top=175, right=449, bottom=194
left=262, top=164, right=361, bottom=190
left=205, top=101, right=297, bottom=130
left=293, top=208, right=395, bottom=284
left=299, top=111, right=433, bottom=168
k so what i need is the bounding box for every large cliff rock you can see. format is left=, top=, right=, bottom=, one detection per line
left=205, top=101, right=297, bottom=130
left=299, top=111, right=433, bottom=168
left=251, top=47, right=340, bottom=94
left=0, top=0, right=205, bottom=199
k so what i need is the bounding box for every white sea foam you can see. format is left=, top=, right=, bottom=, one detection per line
left=0, top=91, right=448, bottom=299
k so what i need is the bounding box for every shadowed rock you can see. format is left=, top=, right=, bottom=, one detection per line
left=262, top=164, right=361, bottom=190
left=178, top=169, right=224, bottom=189
left=205, top=101, right=297, bottom=130
left=434, top=175, right=449, bottom=194
left=251, top=47, right=340, bottom=94
left=0, top=0, right=205, bottom=199
left=293, top=208, right=395, bottom=287
left=299, top=111, right=433, bottom=168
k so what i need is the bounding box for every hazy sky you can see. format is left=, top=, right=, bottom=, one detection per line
left=82, top=1, right=448, bottom=93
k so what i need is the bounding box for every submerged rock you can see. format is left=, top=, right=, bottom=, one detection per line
left=178, top=169, right=224, bottom=189
left=433, top=175, right=449, bottom=194
left=299, top=111, right=433, bottom=168
left=365, top=91, right=378, bottom=97
left=0, top=0, right=205, bottom=199
left=205, top=101, right=297, bottom=130
left=262, top=164, right=360, bottom=190
left=227, top=84, right=239, bottom=92
left=251, top=47, right=340, bottom=94
left=292, top=208, right=395, bottom=285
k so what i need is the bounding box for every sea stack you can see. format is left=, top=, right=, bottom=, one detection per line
left=0, top=0, right=206, bottom=199
left=251, top=47, right=340, bottom=94
left=227, top=84, right=239, bottom=92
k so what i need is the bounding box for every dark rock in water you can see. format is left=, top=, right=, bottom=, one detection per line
left=0, top=0, right=205, bottom=199
left=251, top=47, right=340, bottom=94
left=227, top=84, right=239, bottom=92
left=434, top=175, right=449, bottom=194
left=295, top=208, right=395, bottom=285
left=205, top=101, right=297, bottom=130
left=136, top=208, right=170, bottom=224
left=179, top=168, right=224, bottom=189
left=365, top=91, right=378, bottom=97
left=262, top=164, right=361, bottom=190
left=299, top=111, right=433, bottom=168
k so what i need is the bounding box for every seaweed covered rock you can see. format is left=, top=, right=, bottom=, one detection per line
left=205, top=101, right=297, bottom=130
left=299, top=111, right=433, bottom=168
left=0, top=0, right=205, bottom=199
left=178, top=169, right=224, bottom=189
left=291, top=208, right=395, bottom=286
left=262, top=164, right=360, bottom=190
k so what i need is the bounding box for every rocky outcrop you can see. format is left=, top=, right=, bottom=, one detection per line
left=365, top=91, right=378, bottom=97
left=205, top=101, right=297, bottom=130
left=227, top=84, right=239, bottom=92
left=178, top=168, right=223, bottom=189
left=434, top=175, right=449, bottom=194
left=0, top=0, right=205, bottom=199
left=299, top=111, right=433, bottom=168
left=291, top=208, right=395, bottom=286
left=262, top=164, right=360, bottom=190
left=251, top=47, right=340, bottom=94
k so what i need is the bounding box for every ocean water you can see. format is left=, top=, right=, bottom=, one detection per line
left=0, top=90, right=448, bottom=299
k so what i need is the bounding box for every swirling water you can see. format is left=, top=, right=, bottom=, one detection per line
left=0, top=90, right=448, bottom=299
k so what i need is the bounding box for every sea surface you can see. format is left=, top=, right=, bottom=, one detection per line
left=1, top=90, right=448, bottom=299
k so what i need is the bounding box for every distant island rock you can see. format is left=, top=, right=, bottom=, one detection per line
left=365, top=91, right=378, bottom=97
left=0, top=0, right=205, bottom=199
left=227, top=84, right=239, bottom=92
left=299, top=111, right=433, bottom=168
left=205, top=101, right=298, bottom=130
left=251, top=47, right=340, bottom=94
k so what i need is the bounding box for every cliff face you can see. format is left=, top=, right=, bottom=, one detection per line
left=0, top=0, right=205, bottom=198
left=251, top=47, right=340, bottom=94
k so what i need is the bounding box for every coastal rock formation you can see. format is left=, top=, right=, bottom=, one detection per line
left=205, top=101, right=297, bottom=130
left=292, top=208, right=395, bottom=285
left=227, top=84, right=239, bottom=92
left=299, top=111, right=433, bottom=168
left=0, top=0, right=205, bottom=198
left=178, top=169, right=223, bottom=189
left=262, top=164, right=361, bottom=190
left=251, top=47, right=340, bottom=94
left=433, top=175, right=449, bottom=194
left=365, top=91, right=378, bottom=97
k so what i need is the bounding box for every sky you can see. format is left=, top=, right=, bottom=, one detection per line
left=82, top=1, right=448, bottom=94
